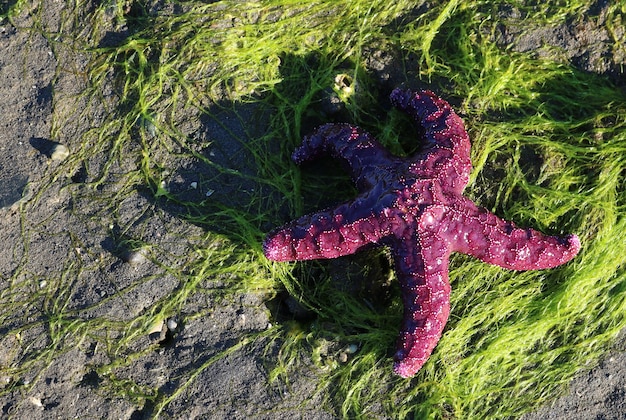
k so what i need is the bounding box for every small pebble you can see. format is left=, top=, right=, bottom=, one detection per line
left=345, top=343, right=359, bottom=354
left=0, top=376, right=11, bottom=387
left=141, top=116, right=157, bottom=137
left=122, top=248, right=149, bottom=265
left=166, top=318, right=178, bottom=331
left=50, top=143, right=69, bottom=161
left=338, top=344, right=359, bottom=363
left=28, top=396, right=43, bottom=409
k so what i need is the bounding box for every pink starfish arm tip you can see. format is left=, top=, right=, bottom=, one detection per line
left=446, top=199, right=582, bottom=271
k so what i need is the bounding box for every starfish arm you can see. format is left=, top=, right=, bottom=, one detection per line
left=391, top=229, right=451, bottom=378
left=292, top=123, right=396, bottom=191
left=390, top=88, right=471, bottom=193
left=444, top=198, right=581, bottom=270
left=263, top=198, right=389, bottom=262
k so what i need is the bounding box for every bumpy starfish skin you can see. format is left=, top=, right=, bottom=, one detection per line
left=263, top=88, right=581, bottom=378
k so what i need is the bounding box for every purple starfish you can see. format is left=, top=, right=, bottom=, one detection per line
left=263, top=88, right=581, bottom=378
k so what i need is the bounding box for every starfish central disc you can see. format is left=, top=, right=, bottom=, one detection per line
left=263, top=88, right=581, bottom=378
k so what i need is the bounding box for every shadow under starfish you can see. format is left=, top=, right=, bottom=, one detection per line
left=264, top=88, right=581, bottom=378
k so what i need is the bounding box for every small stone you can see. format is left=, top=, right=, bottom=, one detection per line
left=338, top=344, right=359, bottom=364
left=0, top=376, right=11, bottom=389
left=121, top=247, right=149, bottom=265
left=141, top=115, right=157, bottom=137
left=166, top=318, right=178, bottom=331
left=50, top=144, right=69, bottom=161
left=29, top=138, right=69, bottom=161
left=28, top=396, right=43, bottom=409
left=345, top=343, right=359, bottom=354
left=189, top=182, right=198, bottom=189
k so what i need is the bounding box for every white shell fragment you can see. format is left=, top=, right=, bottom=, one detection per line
left=148, top=320, right=165, bottom=335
